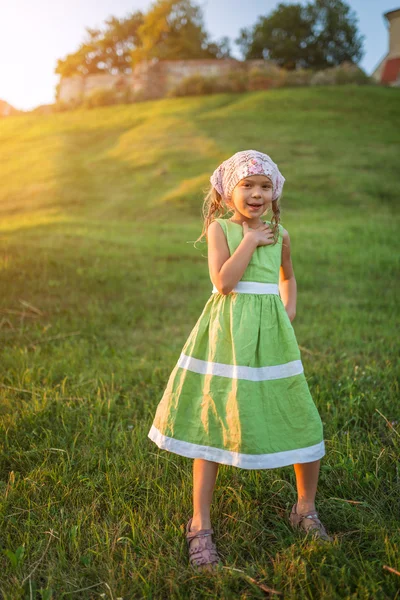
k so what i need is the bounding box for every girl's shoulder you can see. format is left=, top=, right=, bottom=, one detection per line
left=278, top=223, right=289, bottom=239
left=208, top=217, right=228, bottom=234
left=278, top=222, right=286, bottom=235
left=269, top=221, right=285, bottom=239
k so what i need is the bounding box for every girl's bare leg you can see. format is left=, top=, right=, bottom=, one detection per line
left=293, top=459, right=320, bottom=513
left=190, top=458, right=219, bottom=531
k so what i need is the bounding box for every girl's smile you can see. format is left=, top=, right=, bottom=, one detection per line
left=228, top=174, right=273, bottom=225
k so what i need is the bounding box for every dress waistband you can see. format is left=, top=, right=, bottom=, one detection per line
left=212, top=281, right=280, bottom=295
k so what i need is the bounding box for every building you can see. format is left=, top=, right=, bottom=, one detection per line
left=372, top=8, right=400, bottom=85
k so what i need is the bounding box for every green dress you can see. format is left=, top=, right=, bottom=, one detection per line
left=148, top=218, right=325, bottom=469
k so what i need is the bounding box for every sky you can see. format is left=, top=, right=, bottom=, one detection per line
left=0, top=0, right=397, bottom=111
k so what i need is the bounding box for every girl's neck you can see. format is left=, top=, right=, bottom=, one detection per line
left=229, top=216, right=266, bottom=228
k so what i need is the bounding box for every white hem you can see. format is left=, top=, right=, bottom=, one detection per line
left=148, top=425, right=325, bottom=470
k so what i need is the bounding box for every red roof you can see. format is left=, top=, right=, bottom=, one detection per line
left=381, top=57, right=400, bottom=83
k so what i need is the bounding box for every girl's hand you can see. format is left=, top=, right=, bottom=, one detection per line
left=242, top=221, right=275, bottom=247
left=285, top=307, right=296, bottom=322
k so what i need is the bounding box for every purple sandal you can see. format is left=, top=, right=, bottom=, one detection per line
left=289, top=502, right=333, bottom=542
left=185, top=517, right=222, bottom=570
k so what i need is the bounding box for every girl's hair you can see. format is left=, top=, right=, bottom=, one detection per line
left=193, top=182, right=281, bottom=246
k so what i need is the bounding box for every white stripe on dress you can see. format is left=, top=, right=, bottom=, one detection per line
left=212, top=281, right=280, bottom=295
left=148, top=425, right=325, bottom=469
left=177, top=352, right=303, bottom=381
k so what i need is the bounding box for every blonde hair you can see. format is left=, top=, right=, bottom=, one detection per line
left=193, top=183, right=282, bottom=246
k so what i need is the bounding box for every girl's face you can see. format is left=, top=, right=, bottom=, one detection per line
left=228, top=175, right=273, bottom=223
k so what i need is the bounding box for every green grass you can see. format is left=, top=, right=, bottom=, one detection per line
left=0, top=85, right=399, bottom=599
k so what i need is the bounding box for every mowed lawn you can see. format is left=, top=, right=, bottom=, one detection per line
left=0, top=86, right=399, bottom=599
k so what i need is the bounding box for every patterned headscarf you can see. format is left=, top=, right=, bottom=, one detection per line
left=210, top=150, right=285, bottom=203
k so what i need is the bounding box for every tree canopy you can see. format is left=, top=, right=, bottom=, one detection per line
left=55, top=12, right=144, bottom=77
left=131, top=0, right=231, bottom=64
left=236, top=0, right=364, bottom=70
left=55, top=0, right=231, bottom=78
left=55, top=0, right=364, bottom=79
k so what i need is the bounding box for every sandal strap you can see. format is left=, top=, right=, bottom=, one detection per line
left=188, top=538, right=220, bottom=566
left=188, top=539, right=218, bottom=554
left=297, top=512, right=328, bottom=534
left=299, top=512, right=320, bottom=521
left=294, top=504, right=321, bottom=523
left=186, top=517, right=214, bottom=540
left=186, top=528, right=214, bottom=542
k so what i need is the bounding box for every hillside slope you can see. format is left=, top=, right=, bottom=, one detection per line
left=0, top=85, right=399, bottom=598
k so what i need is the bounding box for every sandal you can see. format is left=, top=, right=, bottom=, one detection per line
left=289, top=502, right=333, bottom=542
left=185, top=517, right=222, bottom=570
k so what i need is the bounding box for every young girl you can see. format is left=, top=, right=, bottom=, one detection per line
left=148, top=149, right=333, bottom=571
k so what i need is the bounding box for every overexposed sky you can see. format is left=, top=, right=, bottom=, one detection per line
left=0, top=0, right=396, bottom=111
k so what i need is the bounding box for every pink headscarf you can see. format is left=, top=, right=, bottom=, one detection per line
left=210, top=150, right=285, bottom=203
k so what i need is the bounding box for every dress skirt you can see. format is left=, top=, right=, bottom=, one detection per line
left=148, top=280, right=325, bottom=469
left=148, top=219, right=325, bottom=469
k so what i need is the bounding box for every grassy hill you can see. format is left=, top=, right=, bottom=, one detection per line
left=0, top=86, right=399, bottom=598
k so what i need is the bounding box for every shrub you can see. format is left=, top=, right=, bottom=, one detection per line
left=53, top=98, right=83, bottom=112
left=248, top=66, right=286, bottom=90
left=167, top=74, right=222, bottom=97
left=217, top=70, right=249, bottom=93
left=311, top=63, right=371, bottom=86
left=114, top=86, right=134, bottom=104
left=130, top=89, right=149, bottom=103
left=335, top=68, right=371, bottom=85
left=310, top=69, right=335, bottom=86
left=283, top=68, right=314, bottom=87
left=82, top=88, right=118, bottom=109
left=29, top=104, right=55, bottom=116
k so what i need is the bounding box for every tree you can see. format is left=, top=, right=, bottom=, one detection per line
left=236, top=0, right=364, bottom=70
left=131, top=0, right=231, bottom=65
left=55, top=12, right=144, bottom=77
left=306, top=0, right=364, bottom=68
left=55, top=0, right=231, bottom=78
left=236, top=3, right=314, bottom=70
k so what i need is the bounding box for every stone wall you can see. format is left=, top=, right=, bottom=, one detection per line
left=131, top=58, right=268, bottom=99
left=58, top=58, right=273, bottom=104
left=58, top=72, right=133, bottom=103
left=58, top=53, right=376, bottom=104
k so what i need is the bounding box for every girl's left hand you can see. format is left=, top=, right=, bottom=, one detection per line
left=285, top=308, right=296, bottom=322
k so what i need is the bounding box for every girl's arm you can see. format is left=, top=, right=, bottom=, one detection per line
left=279, top=228, right=297, bottom=322
left=207, top=221, right=258, bottom=295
